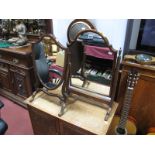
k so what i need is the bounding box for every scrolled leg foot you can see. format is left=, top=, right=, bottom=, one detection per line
left=82, top=80, right=90, bottom=88
left=29, top=92, right=37, bottom=102
left=29, top=88, right=41, bottom=102
left=58, top=101, right=66, bottom=117
left=104, top=107, right=112, bottom=121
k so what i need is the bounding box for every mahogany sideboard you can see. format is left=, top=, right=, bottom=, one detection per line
left=25, top=92, right=118, bottom=135
left=0, top=45, right=35, bottom=107
left=117, top=60, right=155, bottom=134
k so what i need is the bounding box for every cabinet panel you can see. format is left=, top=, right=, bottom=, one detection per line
left=117, top=61, right=155, bottom=134
left=0, top=62, right=11, bottom=91
left=28, top=105, right=59, bottom=135
left=130, top=75, right=155, bottom=134
left=59, top=120, right=94, bottom=135
left=0, top=45, right=35, bottom=107
left=0, top=70, right=11, bottom=91
left=10, top=67, right=28, bottom=98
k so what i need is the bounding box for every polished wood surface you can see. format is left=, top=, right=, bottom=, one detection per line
left=25, top=91, right=118, bottom=135
left=0, top=44, right=35, bottom=107
left=124, top=54, right=155, bottom=65
left=147, top=127, right=155, bottom=135
left=0, top=44, right=32, bottom=55
left=117, top=60, right=155, bottom=134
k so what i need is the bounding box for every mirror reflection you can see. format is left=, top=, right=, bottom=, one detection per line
left=31, top=34, right=67, bottom=116
left=67, top=19, right=96, bottom=43
left=33, top=35, right=65, bottom=90
left=69, top=30, right=116, bottom=97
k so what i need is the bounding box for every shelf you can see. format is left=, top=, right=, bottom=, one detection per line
left=0, top=19, right=52, bottom=40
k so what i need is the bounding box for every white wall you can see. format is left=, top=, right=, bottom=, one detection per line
left=53, top=19, right=128, bottom=51
left=53, top=19, right=73, bottom=46
left=94, top=19, right=128, bottom=51
left=129, top=19, right=141, bottom=49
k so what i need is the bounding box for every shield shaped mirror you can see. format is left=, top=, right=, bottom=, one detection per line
left=31, top=34, right=67, bottom=116
left=33, top=35, right=66, bottom=90
left=64, top=29, right=121, bottom=120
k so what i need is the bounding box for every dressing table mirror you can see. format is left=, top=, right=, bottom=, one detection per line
left=31, top=34, right=68, bottom=116
left=67, top=19, right=96, bottom=43
left=63, top=29, right=121, bottom=120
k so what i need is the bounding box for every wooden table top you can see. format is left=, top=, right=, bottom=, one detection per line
left=122, top=60, right=155, bottom=71
left=0, top=44, right=32, bottom=56
left=25, top=91, right=118, bottom=135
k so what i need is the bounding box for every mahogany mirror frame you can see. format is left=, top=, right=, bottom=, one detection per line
left=63, top=29, right=121, bottom=120
left=30, top=34, right=68, bottom=116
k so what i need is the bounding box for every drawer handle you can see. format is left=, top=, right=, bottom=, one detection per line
left=12, top=58, right=19, bottom=64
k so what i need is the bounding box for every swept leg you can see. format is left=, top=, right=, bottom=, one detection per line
left=104, top=107, right=112, bottom=121
left=58, top=101, right=66, bottom=117
left=29, top=88, right=42, bottom=102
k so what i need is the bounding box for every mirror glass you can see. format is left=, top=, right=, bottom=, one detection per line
left=33, top=36, right=65, bottom=90
left=68, top=20, right=95, bottom=43
left=69, top=31, right=116, bottom=97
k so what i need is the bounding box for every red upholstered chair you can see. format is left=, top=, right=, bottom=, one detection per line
left=0, top=100, right=8, bottom=135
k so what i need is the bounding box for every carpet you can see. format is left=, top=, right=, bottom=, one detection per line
left=0, top=96, right=33, bottom=135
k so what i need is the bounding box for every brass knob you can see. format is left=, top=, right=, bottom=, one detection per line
left=12, top=58, right=19, bottom=64
left=19, top=84, right=22, bottom=88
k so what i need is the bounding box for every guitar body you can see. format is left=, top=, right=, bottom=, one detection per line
left=147, top=127, right=155, bottom=135
left=108, top=116, right=137, bottom=135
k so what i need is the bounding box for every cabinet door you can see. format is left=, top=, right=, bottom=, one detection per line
left=117, top=66, right=155, bottom=134
left=0, top=62, right=11, bottom=91
left=10, top=67, right=28, bottom=98
left=28, top=105, right=59, bottom=135
left=130, top=75, right=155, bottom=134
